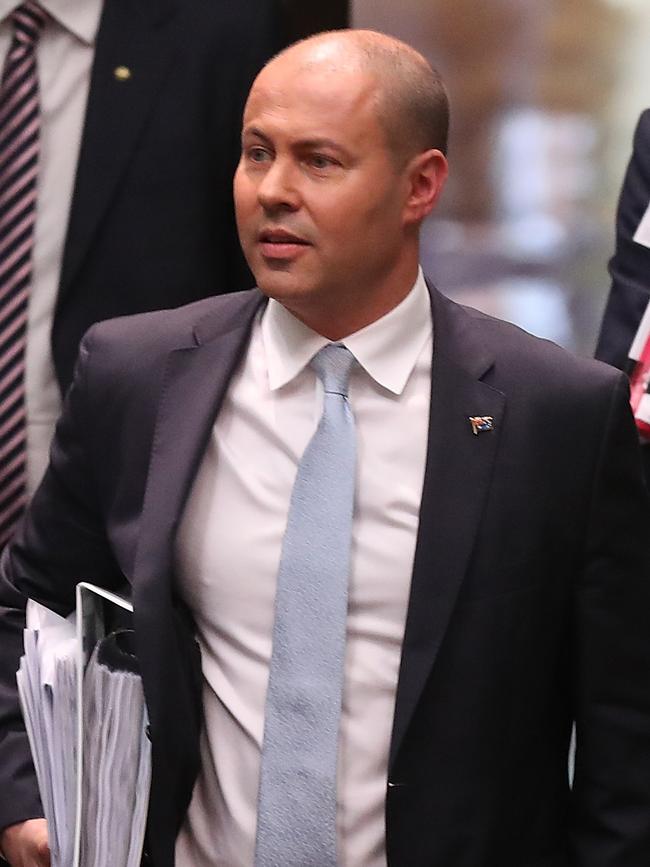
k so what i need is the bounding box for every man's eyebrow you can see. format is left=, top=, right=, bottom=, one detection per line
left=241, top=128, right=349, bottom=155
left=293, top=137, right=343, bottom=150
left=241, top=126, right=272, bottom=144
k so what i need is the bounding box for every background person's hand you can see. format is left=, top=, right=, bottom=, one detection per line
left=0, top=819, right=50, bottom=867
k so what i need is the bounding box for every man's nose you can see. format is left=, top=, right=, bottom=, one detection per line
left=257, top=159, right=300, bottom=212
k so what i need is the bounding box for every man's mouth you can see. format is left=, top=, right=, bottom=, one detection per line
left=257, top=229, right=311, bottom=259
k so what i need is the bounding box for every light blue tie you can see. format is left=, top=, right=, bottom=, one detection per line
left=254, top=343, right=357, bottom=867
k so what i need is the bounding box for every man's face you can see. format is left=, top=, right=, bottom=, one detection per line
left=234, top=53, right=416, bottom=329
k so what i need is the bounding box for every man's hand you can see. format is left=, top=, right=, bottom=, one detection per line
left=0, top=819, right=50, bottom=867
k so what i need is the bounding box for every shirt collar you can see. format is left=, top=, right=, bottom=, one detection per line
left=262, top=267, right=432, bottom=395
left=0, top=0, right=102, bottom=45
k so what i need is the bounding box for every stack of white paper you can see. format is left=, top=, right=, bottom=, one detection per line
left=81, top=633, right=151, bottom=867
left=17, top=612, right=77, bottom=867
left=16, top=584, right=151, bottom=867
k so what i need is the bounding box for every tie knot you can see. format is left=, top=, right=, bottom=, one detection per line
left=310, top=343, right=355, bottom=397
left=11, top=2, right=47, bottom=45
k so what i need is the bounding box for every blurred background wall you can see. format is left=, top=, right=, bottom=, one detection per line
left=351, top=0, right=650, bottom=355
left=282, top=0, right=650, bottom=355
left=282, top=0, right=650, bottom=356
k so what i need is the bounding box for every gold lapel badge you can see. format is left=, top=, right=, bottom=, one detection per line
left=469, top=416, right=494, bottom=435
left=114, top=66, right=132, bottom=82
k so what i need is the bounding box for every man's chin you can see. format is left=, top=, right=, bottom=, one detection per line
left=254, top=271, right=312, bottom=303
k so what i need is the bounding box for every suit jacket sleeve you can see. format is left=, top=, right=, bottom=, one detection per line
left=596, top=109, right=650, bottom=371
left=570, top=371, right=650, bottom=864
left=0, top=327, right=125, bottom=834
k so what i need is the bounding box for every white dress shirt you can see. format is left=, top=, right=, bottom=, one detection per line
left=174, top=269, right=433, bottom=867
left=0, top=0, right=102, bottom=495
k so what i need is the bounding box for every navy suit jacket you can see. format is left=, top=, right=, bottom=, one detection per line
left=2, top=285, right=650, bottom=866
left=51, top=0, right=280, bottom=394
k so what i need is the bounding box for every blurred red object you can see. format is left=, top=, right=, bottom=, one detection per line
left=629, top=305, right=650, bottom=441
left=631, top=372, right=650, bottom=441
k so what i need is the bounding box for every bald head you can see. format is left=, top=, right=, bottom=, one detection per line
left=263, top=30, right=450, bottom=165
left=236, top=27, right=450, bottom=337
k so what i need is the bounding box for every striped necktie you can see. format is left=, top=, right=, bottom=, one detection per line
left=0, top=1, right=47, bottom=546
left=255, top=343, right=357, bottom=866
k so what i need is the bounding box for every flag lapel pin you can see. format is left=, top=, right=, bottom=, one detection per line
left=469, top=416, right=494, bottom=435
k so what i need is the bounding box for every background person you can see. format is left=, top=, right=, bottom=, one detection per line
left=0, top=0, right=281, bottom=547
left=596, top=109, right=650, bottom=484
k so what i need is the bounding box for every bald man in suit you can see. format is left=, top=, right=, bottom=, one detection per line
left=2, top=30, right=650, bottom=867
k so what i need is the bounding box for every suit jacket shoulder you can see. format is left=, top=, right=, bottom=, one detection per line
left=435, top=288, right=624, bottom=409
left=79, top=288, right=266, bottom=391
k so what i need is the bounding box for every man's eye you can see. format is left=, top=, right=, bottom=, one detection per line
left=308, top=154, right=337, bottom=170
left=247, top=147, right=271, bottom=163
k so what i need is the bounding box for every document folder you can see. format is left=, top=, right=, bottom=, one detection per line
left=16, top=582, right=151, bottom=867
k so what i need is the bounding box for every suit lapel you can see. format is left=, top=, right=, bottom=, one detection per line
left=389, top=288, right=506, bottom=768
left=132, top=292, right=266, bottom=601
left=59, top=0, right=179, bottom=300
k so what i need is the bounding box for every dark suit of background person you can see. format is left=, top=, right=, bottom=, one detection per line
left=596, top=109, right=650, bottom=482
left=1, top=282, right=650, bottom=866
left=38, top=0, right=280, bottom=394
left=0, top=0, right=280, bottom=524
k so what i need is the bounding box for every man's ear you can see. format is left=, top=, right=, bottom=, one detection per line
left=402, top=149, right=448, bottom=226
